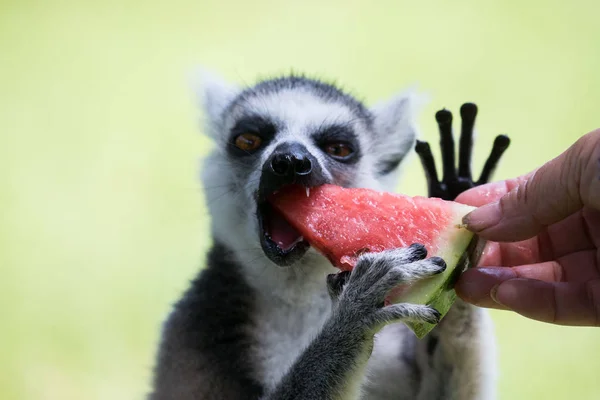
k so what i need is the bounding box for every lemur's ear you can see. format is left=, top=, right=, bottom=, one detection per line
left=191, top=68, right=241, bottom=141
left=369, top=88, right=428, bottom=182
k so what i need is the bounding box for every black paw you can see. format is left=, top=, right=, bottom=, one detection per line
left=415, top=103, right=511, bottom=201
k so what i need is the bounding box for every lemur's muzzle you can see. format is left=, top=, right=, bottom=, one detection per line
left=261, top=142, right=324, bottom=193
left=257, top=141, right=328, bottom=266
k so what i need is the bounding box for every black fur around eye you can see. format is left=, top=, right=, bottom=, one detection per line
left=227, top=115, right=277, bottom=157
left=313, top=124, right=360, bottom=163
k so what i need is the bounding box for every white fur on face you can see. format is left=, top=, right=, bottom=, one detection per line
left=197, top=71, right=425, bottom=274
left=224, top=87, right=373, bottom=178
left=202, top=88, right=379, bottom=268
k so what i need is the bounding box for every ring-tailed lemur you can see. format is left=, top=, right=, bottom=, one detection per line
left=149, top=71, right=510, bottom=400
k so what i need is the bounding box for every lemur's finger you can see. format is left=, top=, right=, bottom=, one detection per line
left=366, top=257, right=446, bottom=302
left=476, top=134, right=511, bottom=184
left=458, top=103, right=477, bottom=179
left=435, top=109, right=457, bottom=182
left=355, top=244, right=428, bottom=278
left=380, top=243, right=429, bottom=264
left=386, top=257, right=446, bottom=285
left=372, top=304, right=441, bottom=326
left=349, top=245, right=432, bottom=304
left=353, top=244, right=425, bottom=286
left=326, top=271, right=351, bottom=300
left=415, top=140, right=440, bottom=194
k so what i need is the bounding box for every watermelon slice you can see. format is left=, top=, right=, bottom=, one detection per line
left=269, top=184, right=485, bottom=338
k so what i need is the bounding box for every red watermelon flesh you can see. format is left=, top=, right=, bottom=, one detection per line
left=268, top=184, right=485, bottom=338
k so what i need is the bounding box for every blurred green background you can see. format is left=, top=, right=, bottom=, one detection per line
left=1, top=0, right=599, bottom=399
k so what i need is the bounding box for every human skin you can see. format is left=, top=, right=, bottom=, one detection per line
left=454, top=128, right=600, bottom=327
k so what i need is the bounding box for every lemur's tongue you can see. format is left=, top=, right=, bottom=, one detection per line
left=267, top=207, right=304, bottom=251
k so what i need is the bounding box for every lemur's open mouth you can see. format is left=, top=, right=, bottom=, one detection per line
left=257, top=185, right=311, bottom=266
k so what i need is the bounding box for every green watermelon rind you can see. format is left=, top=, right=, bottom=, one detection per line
left=376, top=201, right=484, bottom=339
left=396, top=234, right=486, bottom=339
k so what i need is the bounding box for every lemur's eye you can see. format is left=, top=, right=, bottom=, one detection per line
left=234, top=133, right=262, bottom=152
left=324, top=143, right=353, bottom=159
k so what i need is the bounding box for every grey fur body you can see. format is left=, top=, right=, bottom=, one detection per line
left=149, top=72, right=497, bottom=400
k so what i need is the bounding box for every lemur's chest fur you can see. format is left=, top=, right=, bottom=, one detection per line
left=244, top=253, right=335, bottom=389
left=250, top=304, right=421, bottom=399
left=250, top=284, right=331, bottom=390
left=244, top=253, right=421, bottom=399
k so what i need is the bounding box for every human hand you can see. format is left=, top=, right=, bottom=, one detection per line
left=454, top=128, right=600, bottom=326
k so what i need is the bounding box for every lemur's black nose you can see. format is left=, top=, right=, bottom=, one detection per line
left=270, top=152, right=312, bottom=177
left=261, top=142, right=326, bottom=196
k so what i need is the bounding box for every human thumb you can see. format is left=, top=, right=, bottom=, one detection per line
left=463, top=129, right=600, bottom=242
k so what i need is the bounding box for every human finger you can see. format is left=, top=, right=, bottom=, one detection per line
left=463, top=129, right=600, bottom=242
left=456, top=262, right=563, bottom=309
left=492, top=278, right=600, bottom=326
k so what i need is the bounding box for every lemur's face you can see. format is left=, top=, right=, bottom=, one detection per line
left=199, top=74, right=421, bottom=267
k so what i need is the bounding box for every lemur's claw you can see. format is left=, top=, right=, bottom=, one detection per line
left=416, top=103, right=511, bottom=201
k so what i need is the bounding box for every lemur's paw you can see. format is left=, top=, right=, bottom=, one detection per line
left=331, top=244, right=445, bottom=332
left=371, top=304, right=441, bottom=328
left=416, top=103, right=511, bottom=201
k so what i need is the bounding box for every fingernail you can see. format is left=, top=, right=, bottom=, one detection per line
left=490, top=284, right=504, bottom=305
left=463, top=201, right=503, bottom=233
left=478, top=267, right=517, bottom=281
left=455, top=267, right=516, bottom=307
left=491, top=279, right=525, bottom=309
